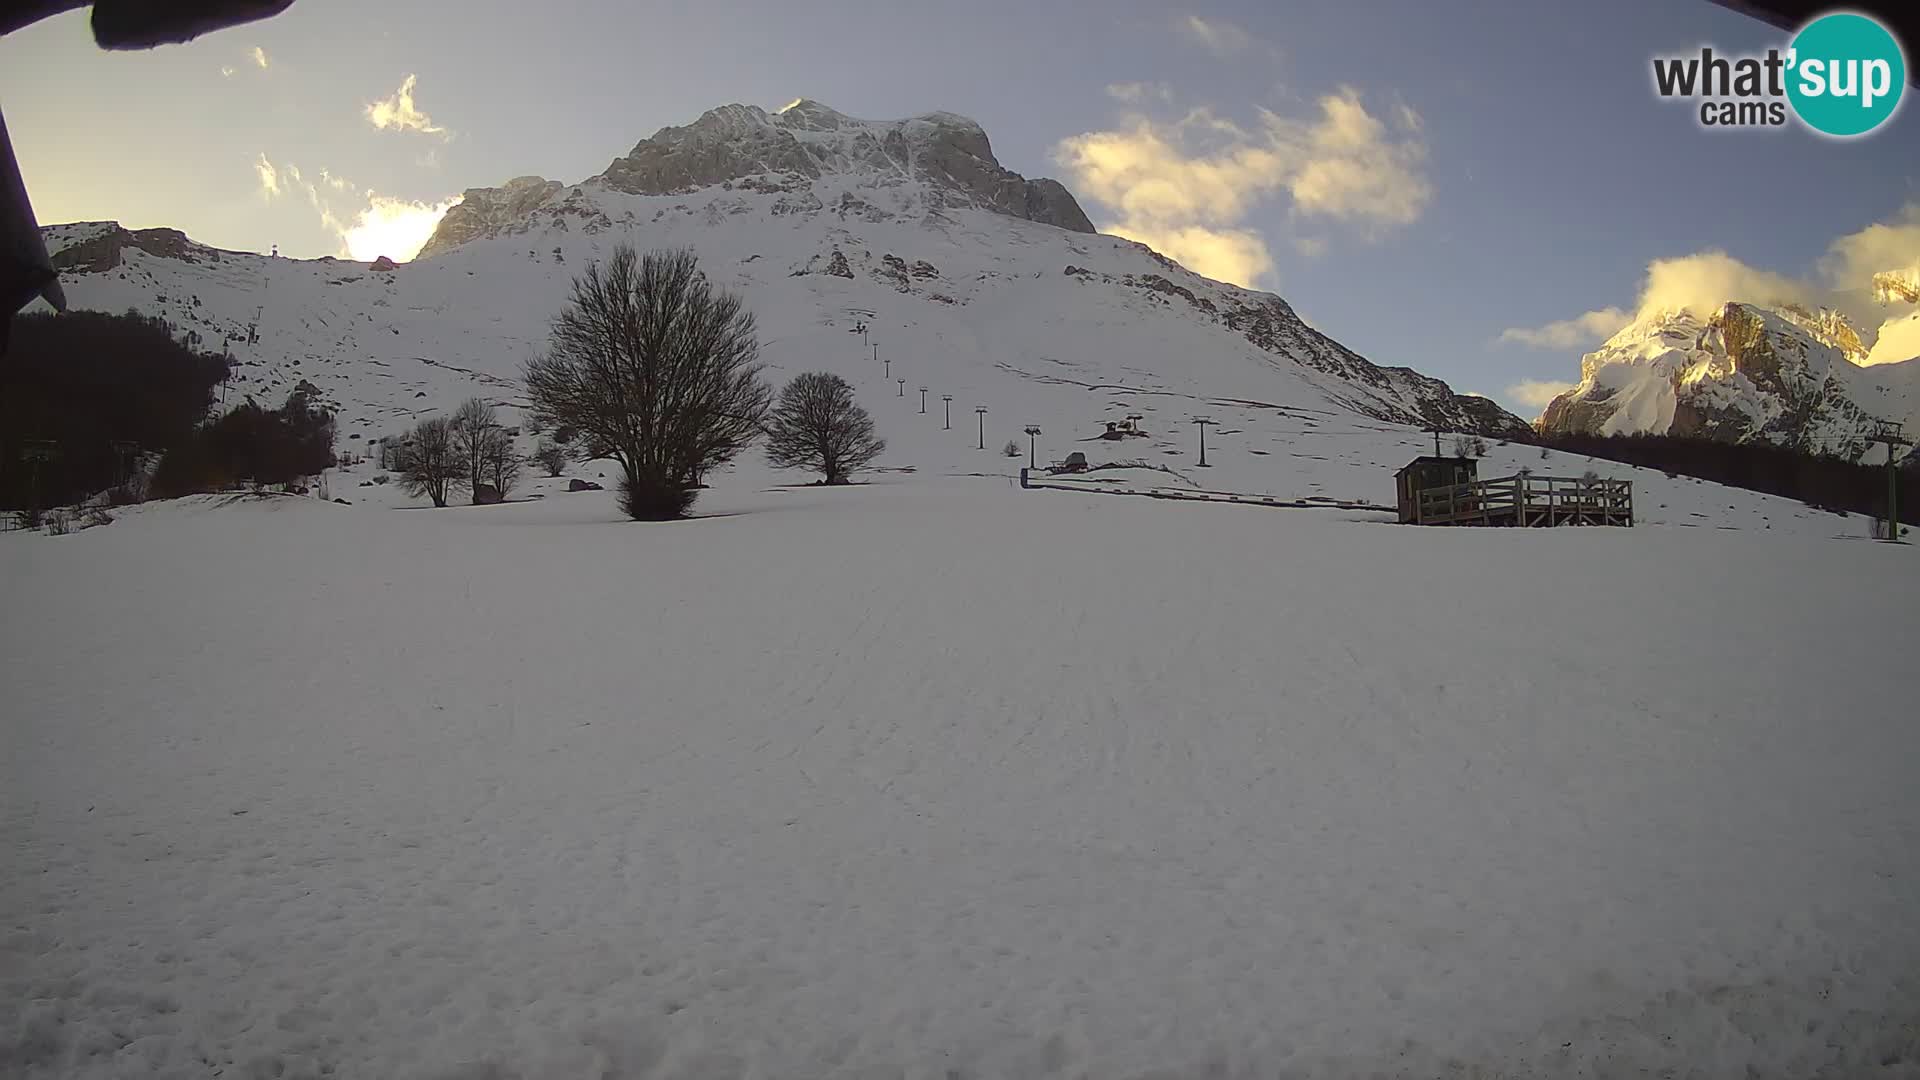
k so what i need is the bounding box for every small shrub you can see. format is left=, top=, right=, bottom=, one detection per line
left=533, top=438, right=570, bottom=478
left=82, top=506, right=114, bottom=530
left=1003, top=440, right=1022, bottom=457
left=1451, top=435, right=1489, bottom=458
left=43, top=509, right=73, bottom=535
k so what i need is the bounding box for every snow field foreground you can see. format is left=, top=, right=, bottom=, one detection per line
left=4, top=481, right=1918, bottom=1078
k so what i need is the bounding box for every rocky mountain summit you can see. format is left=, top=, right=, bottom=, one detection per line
left=419, top=100, right=1092, bottom=260
left=1539, top=301, right=1919, bottom=458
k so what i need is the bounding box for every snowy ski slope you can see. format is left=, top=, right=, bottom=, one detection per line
left=4, top=481, right=1918, bottom=1077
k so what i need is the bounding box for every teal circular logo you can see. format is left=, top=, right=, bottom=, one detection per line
left=1786, top=12, right=1906, bottom=137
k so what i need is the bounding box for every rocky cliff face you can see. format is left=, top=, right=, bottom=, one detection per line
left=48, top=224, right=230, bottom=272
left=596, top=100, right=1095, bottom=233
left=415, top=176, right=565, bottom=261
left=1538, top=302, right=1919, bottom=457
left=422, top=100, right=1094, bottom=261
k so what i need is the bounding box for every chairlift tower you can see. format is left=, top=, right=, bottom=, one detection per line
left=1193, top=417, right=1215, bottom=467
left=1872, top=421, right=1912, bottom=542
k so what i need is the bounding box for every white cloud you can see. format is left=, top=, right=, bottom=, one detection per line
left=1504, top=379, right=1578, bottom=409
left=1292, top=236, right=1327, bottom=257
left=1498, top=307, right=1631, bottom=348
left=1053, top=88, right=1430, bottom=287
left=1635, top=251, right=1811, bottom=317
left=366, top=74, right=449, bottom=138
left=1106, top=81, right=1173, bottom=105
left=1179, top=14, right=1252, bottom=55
left=1819, top=202, right=1920, bottom=297
left=1284, top=93, right=1429, bottom=227
left=250, top=46, right=269, bottom=69
left=1136, top=226, right=1276, bottom=290
left=254, top=153, right=280, bottom=198
left=1499, top=203, right=1920, bottom=365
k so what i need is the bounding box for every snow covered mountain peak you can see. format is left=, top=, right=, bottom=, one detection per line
left=1540, top=300, right=1917, bottom=455
left=1874, top=269, right=1919, bottom=306
left=417, top=99, right=1092, bottom=261
left=37, top=92, right=1541, bottom=497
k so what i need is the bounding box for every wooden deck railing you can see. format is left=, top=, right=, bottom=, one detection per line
left=1416, top=473, right=1632, bottom=527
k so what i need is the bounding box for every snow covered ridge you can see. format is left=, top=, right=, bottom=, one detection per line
left=37, top=130, right=1531, bottom=470
left=1539, top=301, right=1920, bottom=457
left=32, top=98, right=1526, bottom=454
left=419, top=99, right=1093, bottom=259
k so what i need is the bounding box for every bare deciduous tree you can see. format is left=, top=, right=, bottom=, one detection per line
left=397, top=416, right=463, bottom=507
left=450, top=397, right=499, bottom=504
left=523, top=246, right=771, bottom=519
left=480, top=426, right=520, bottom=499
left=763, top=372, right=884, bottom=485
left=533, top=436, right=569, bottom=477
left=1450, top=434, right=1490, bottom=458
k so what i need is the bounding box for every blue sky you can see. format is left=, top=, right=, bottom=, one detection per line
left=3, top=0, right=1915, bottom=414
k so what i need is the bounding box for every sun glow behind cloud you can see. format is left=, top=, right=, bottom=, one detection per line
left=255, top=154, right=458, bottom=261
left=337, top=195, right=462, bottom=261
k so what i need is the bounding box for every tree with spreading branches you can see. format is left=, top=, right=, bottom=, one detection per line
left=764, top=372, right=885, bottom=485
left=479, top=425, right=519, bottom=500
left=397, top=416, right=463, bottom=507
left=523, top=246, right=771, bottom=519
left=450, top=397, right=500, bottom=503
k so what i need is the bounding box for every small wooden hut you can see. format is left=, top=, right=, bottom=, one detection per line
left=1394, top=456, right=1478, bottom=524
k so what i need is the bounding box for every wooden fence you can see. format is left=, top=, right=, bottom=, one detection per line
left=1415, top=473, right=1633, bottom=527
